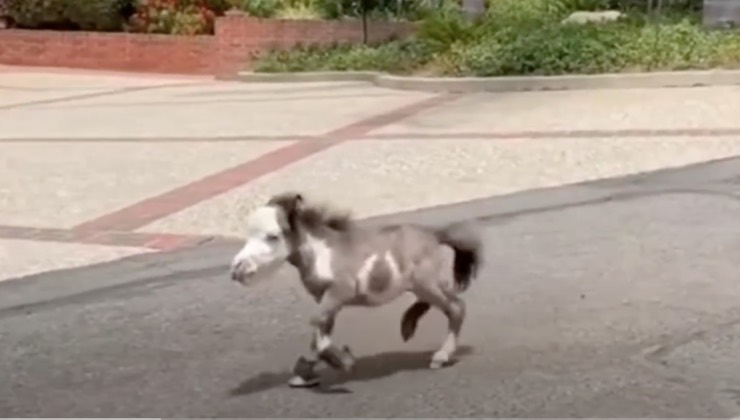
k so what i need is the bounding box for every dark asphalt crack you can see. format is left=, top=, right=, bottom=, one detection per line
left=643, top=315, right=740, bottom=364
left=476, top=187, right=740, bottom=225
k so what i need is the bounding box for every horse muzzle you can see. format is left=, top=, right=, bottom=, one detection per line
left=230, top=260, right=256, bottom=284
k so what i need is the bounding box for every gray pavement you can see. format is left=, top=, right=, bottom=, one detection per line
left=0, top=157, right=739, bottom=417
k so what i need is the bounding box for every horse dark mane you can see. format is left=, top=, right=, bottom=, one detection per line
left=268, top=192, right=354, bottom=233
left=299, top=204, right=354, bottom=232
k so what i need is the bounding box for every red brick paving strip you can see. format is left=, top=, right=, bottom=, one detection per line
left=72, top=94, right=461, bottom=233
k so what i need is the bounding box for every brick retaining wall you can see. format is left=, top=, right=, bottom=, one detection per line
left=0, top=11, right=413, bottom=75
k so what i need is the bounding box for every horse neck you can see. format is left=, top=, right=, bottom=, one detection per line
left=288, top=227, right=332, bottom=274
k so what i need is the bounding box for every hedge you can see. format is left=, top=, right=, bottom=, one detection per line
left=5, top=0, right=231, bottom=33
left=7, top=0, right=133, bottom=31
left=252, top=0, right=740, bottom=76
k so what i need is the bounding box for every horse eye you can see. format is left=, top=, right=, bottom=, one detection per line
left=265, top=234, right=280, bottom=242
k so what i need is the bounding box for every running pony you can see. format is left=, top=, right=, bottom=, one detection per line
left=229, top=192, right=483, bottom=387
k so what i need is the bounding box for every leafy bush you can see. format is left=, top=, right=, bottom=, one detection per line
left=624, top=19, right=730, bottom=70
left=560, top=0, right=611, bottom=11
left=225, top=0, right=451, bottom=21
left=251, top=0, right=740, bottom=77
left=483, top=0, right=567, bottom=29
left=454, top=22, right=636, bottom=76
left=203, top=0, right=230, bottom=13
left=127, top=0, right=219, bottom=35
left=228, top=0, right=326, bottom=19
left=416, top=5, right=483, bottom=53
left=8, top=0, right=133, bottom=31
left=253, top=40, right=434, bottom=73
left=276, top=1, right=323, bottom=19
left=227, top=0, right=281, bottom=18
left=7, top=0, right=228, bottom=33
left=312, top=0, right=438, bottom=20
left=0, top=0, right=11, bottom=28
left=444, top=19, right=740, bottom=76
left=608, top=0, right=702, bottom=13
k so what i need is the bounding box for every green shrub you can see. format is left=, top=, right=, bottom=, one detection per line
left=623, top=19, right=725, bottom=70
left=608, top=0, right=702, bottom=13
left=228, top=0, right=281, bottom=17
left=483, top=0, right=566, bottom=29
left=0, top=0, right=11, bottom=28
left=253, top=40, right=434, bottom=74
left=203, top=0, right=230, bottom=13
left=275, top=3, right=323, bottom=19
left=251, top=0, right=740, bottom=77
left=127, top=0, right=220, bottom=35
left=312, top=0, right=437, bottom=20
left=8, top=0, right=132, bottom=31
left=463, top=21, right=636, bottom=76
left=559, top=0, right=611, bottom=11
left=416, top=6, right=483, bottom=53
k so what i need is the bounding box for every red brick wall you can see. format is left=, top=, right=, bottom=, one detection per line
left=0, top=30, right=217, bottom=74
left=215, top=12, right=415, bottom=75
left=0, top=12, right=414, bottom=75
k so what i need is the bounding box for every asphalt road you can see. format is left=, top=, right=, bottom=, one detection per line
left=1, top=157, right=739, bottom=418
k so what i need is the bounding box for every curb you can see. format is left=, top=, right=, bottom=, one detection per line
left=233, top=69, right=740, bottom=93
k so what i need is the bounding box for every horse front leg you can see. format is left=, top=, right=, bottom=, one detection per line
left=288, top=290, right=353, bottom=388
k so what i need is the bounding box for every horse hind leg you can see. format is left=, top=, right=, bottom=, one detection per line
left=414, top=286, right=466, bottom=369
left=400, top=300, right=431, bottom=342
left=432, top=294, right=465, bottom=369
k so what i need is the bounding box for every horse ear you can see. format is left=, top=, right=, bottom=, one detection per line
left=285, top=193, right=303, bottom=231
left=285, top=192, right=304, bottom=213
left=268, top=192, right=305, bottom=230
left=293, top=193, right=304, bottom=208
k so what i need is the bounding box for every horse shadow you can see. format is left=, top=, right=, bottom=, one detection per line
left=229, top=345, right=474, bottom=396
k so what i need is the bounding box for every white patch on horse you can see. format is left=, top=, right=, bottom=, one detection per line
left=383, top=251, right=402, bottom=281
left=315, top=333, right=332, bottom=352
left=355, top=251, right=405, bottom=305
left=357, top=253, right=379, bottom=285
left=303, top=234, right=334, bottom=280
left=249, top=206, right=283, bottom=233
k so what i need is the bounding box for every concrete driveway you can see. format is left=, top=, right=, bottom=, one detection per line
left=1, top=156, right=738, bottom=417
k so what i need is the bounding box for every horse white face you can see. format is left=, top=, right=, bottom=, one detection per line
left=230, top=205, right=291, bottom=286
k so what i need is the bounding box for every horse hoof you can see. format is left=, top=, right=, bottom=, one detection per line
left=319, top=344, right=355, bottom=373
left=429, top=360, right=446, bottom=369
left=430, top=352, right=453, bottom=369
left=288, top=375, right=320, bottom=388
left=340, top=345, right=356, bottom=373
left=292, top=356, right=318, bottom=377
left=430, top=356, right=458, bottom=369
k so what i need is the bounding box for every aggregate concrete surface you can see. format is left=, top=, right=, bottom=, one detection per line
left=1, top=156, right=739, bottom=418
left=141, top=136, right=740, bottom=237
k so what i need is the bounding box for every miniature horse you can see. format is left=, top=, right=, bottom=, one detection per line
left=229, top=192, right=483, bottom=387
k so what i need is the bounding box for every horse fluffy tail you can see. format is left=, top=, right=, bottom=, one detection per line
left=435, top=222, right=483, bottom=292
